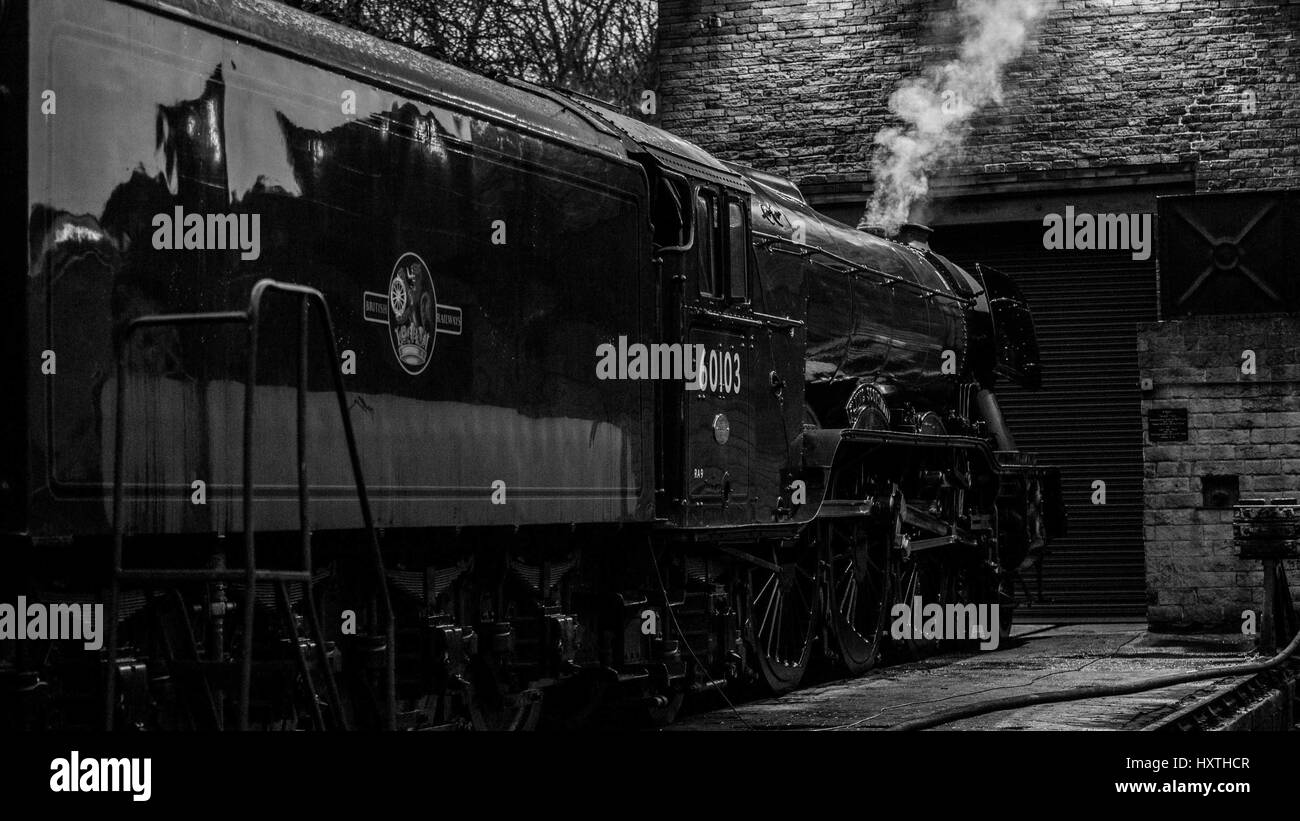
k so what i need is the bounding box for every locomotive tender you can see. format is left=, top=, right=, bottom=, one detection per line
left=0, top=0, right=1064, bottom=730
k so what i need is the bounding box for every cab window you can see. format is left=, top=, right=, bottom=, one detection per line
left=727, top=198, right=748, bottom=302
left=651, top=175, right=691, bottom=250
left=696, top=189, right=720, bottom=297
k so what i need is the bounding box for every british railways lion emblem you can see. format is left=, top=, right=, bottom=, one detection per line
left=363, top=252, right=462, bottom=375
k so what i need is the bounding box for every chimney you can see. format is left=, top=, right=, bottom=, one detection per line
left=895, top=222, right=933, bottom=252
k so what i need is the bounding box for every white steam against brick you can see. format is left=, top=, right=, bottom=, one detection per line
left=862, top=0, right=1045, bottom=235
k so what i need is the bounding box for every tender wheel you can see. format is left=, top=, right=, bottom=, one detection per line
left=465, top=678, right=542, bottom=731
left=743, top=539, right=820, bottom=694
left=540, top=674, right=608, bottom=731
left=466, top=630, right=542, bottom=731
left=822, top=518, right=890, bottom=675
left=642, top=689, right=685, bottom=727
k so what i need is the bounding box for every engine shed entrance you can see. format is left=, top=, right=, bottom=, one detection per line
left=933, top=221, right=1156, bottom=620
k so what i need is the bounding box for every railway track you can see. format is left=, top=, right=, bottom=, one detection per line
left=1145, top=661, right=1299, bottom=732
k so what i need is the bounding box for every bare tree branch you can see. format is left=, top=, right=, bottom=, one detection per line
left=280, top=0, right=657, bottom=109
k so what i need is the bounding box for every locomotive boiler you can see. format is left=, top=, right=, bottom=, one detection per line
left=0, top=0, right=1064, bottom=730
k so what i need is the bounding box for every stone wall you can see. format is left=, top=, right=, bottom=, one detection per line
left=1139, top=315, right=1300, bottom=629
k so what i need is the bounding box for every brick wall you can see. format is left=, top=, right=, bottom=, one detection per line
left=655, top=0, right=1300, bottom=204
left=1139, top=315, right=1300, bottom=630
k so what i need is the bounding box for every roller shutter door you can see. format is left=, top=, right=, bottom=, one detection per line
left=935, top=221, right=1155, bottom=620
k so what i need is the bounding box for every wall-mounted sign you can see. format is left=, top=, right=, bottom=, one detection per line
left=1148, top=407, right=1188, bottom=443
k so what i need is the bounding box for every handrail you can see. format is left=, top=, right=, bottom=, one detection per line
left=106, top=279, right=395, bottom=731
left=752, top=229, right=976, bottom=307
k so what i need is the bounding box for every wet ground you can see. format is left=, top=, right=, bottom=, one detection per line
left=673, top=623, right=1262, bottom=730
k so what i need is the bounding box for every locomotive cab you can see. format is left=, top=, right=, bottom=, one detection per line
left=570, top=102, right=786, bottom=527
left=651, top=169, right=761, bottom=525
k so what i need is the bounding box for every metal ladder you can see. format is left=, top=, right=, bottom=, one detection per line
left=104, top=280, right=396, bottom=731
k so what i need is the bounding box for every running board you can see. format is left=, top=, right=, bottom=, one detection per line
left=900, top=534, right=980, bottom=555
left=813, top=500, right=974, bottom=540
left=813, top=499, right=882, bottom=519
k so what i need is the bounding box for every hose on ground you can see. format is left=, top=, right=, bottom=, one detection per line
left=888, top=625, right=1300, bottom=731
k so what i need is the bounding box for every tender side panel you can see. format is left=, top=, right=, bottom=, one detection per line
left=27, top=0, right=654, bottom=536
left=1, top=0, right=28, bottom=536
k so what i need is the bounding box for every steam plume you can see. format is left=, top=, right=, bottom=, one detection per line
left=861, top=0, right=1046, bottom=235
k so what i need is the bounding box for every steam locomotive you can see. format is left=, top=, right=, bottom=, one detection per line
left=0, top=0, right=1064, bottom=730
